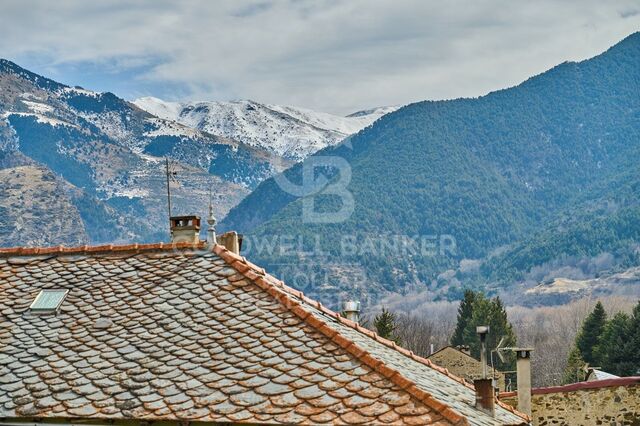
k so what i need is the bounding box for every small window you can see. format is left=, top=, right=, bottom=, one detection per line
left=30, top=289, right=68, bottom=313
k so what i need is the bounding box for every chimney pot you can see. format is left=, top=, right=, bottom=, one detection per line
left=170, top=215, right=201, bottom=244
left=342, top=300, right=360, bottom=323
left=218, top=231, right=242, bottom=255
left=474, top=378, right=495, bottom=416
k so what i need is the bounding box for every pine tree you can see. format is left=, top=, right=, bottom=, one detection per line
left=621, top=301, right=640, bottom=376
left=374, top=307, right=401, bottom=345
left=576, top=301, right=607, bottom=365
left=451, top=289, right=476, bottom=346
left=460, top=294, right=517, bottom=371
left=596, top=312, right=631, bottom=376
left=563, top=346, right=587, bottom=384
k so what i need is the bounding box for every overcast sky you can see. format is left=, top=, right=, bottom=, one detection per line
left=1, top=1, right=639, bottom=114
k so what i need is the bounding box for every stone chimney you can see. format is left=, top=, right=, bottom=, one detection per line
left=342, top=300, right=360, bottom=323
left=218, top=231, right=242, bottom=255
left=513, top=348, right=534, bottom=417
left=170, top=216, right=201, bottom=244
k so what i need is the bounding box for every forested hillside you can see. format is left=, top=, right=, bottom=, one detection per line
left=221, top=32, right=640, bottom=305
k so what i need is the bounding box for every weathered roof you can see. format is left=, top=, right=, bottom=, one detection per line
left=427, top=346, right=504, bottom=382
left=428, top=346, right=475, bottom=360
left=586, top=368, right=619, bottom=382
left=0, top=242, right=528, bottom=425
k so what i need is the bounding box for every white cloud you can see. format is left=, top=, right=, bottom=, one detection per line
left=1, top=0, right=639, bottom=114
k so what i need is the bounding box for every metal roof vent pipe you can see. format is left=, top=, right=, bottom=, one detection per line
left=474, top=325, right=495, bottom=417
left=342, top=300, right=360, bottom=324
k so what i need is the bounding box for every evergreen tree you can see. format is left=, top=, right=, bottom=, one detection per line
left=460, top=294, right=517, bottom=370
left=621, top=301, right=640, bottom=376
left=563, top=346, right=587, bottom=384
left=596, top=312, right=632, bottom=376
left=374, top=307, right=401, bottom=345
left=576, top=301, right=607, bottom=365
left=451, top=289, right=476, bottom=346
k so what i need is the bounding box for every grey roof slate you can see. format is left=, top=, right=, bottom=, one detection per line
left=0, top=243, right=529, bottom=425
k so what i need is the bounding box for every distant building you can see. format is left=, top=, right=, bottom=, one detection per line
left=0, top=236, right=529, bottom=425
left=499, top=376, right=640, bottom=425
left=428, top=345, right=507, bottom=391
left=586, top=368, right=619, bottom=382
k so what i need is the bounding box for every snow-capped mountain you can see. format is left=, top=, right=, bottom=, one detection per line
left=0, top=58, right=397, bottom=247
left=0, top=59, right=283, bottom=246
left=134, top=97, right=398, bottom=160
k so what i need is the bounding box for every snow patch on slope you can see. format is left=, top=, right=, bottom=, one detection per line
left=133, top=97, right=399, bottom=160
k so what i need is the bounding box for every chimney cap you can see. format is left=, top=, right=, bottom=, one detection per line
left=342, top=300, right=360, bottom=312
left=510, top=347, right=534, bottom=359
left=476, top=325, right=489, bottom=335
left=170, top=216, right=201, bottom=230
left=171, top=215, right=201, bottom=221
left=342, top=300, right=360, bottom=324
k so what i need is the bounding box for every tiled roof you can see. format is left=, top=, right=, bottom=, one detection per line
left=0, top=242, right=529, bottom=425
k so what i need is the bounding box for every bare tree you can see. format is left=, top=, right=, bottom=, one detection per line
left=365, top=294, right=637, bottom=388
left=508, top=296, right=636, bottom=387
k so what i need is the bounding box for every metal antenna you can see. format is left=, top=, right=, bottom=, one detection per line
left=165, top=158, right=172, bottom=219
left=165, top=157, right=178, bottom=226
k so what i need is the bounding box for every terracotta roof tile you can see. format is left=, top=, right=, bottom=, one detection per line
left=0, top=243, right=529, bottom=425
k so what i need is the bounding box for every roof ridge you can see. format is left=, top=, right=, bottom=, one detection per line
left=0, top=241, right=209, bottom=257
left=213, top=245, right=529, bottom=424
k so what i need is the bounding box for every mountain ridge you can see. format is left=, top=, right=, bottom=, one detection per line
left=0, top=59, right=258, bottom=246
left=0, top=59, right=397, bottom=249
left=133, top=96, right=398, bottom=160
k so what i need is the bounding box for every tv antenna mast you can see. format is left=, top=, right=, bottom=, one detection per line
left=165, top=157, right=178, bottom=223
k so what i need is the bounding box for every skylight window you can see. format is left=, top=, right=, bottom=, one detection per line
left=29, top=289, right=68, bottom=313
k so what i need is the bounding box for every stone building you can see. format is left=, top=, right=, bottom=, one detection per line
left=428, top=346, right=507, bottom=391
left=0, top=240, right=529, bottom=425
left=499, top=376, right=640, bottom=425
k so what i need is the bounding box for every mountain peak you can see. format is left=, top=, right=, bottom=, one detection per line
left=0, top=59, right=66, bottom=92
left=0, top=58, right=26, bottom=74
left=134, top=96, right=397, bottom=160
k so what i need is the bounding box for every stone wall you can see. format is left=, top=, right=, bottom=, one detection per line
left=499, top=377, right=640, bottom=425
